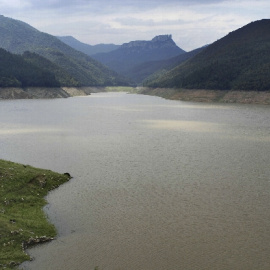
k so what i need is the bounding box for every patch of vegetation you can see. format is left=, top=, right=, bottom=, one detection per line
left=0, top=159, right=71, bottom=269
left=104, top=86, right=137, bottom=92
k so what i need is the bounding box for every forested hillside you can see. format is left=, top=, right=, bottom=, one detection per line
left=145, top=19, right=270, bottom=91
left=0, top=15, right=128, bottom=87
left=0, top=48, right=60, bottom=87
left=130, top=47, right=205, bottom=84
left=22, top=51, right=80, bottom=86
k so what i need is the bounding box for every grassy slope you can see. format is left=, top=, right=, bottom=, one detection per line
left=104, top=86, right=136, bottom=92
left=0, top=159, right=71, bottom=269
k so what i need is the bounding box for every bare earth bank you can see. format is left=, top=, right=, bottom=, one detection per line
left=0, top=87, right=107, bottom=100
left=136, top=87, right=270, bottom=105
left=0, top=87, right=69, bottom=99
left=1, top=87, right=270, bottom=104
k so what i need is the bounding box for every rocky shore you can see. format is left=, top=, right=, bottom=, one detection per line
left=0, top=87, right=107, bottom=100
left=137, top=87, right=270, bottom=105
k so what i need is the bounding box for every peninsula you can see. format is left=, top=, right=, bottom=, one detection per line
left=0, top=159, right=71, bottom=268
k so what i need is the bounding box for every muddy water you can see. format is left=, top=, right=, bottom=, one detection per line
left=0, top=93, right=270, bottom=270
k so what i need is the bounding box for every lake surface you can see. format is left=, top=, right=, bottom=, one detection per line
left=0, top=93, right=270, bottom=270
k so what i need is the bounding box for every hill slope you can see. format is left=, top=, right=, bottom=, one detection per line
left=22, top=51, right=80, bottom=86
left=92, top=35, right=185, bottom=80
left=0, top=48, right=60, bottom=87
left=145, top=19, right=270, bottom=91
left=57, top=36, right=120, bottom=56
left=0, top=15, right=128, bottom=86
left=130, top=47, right=205, bottom=84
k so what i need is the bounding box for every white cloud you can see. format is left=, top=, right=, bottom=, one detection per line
left=1, top=0, right=269, bottom=51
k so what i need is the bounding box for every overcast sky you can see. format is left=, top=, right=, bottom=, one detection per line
left=1, top=0, right=269, bottom=51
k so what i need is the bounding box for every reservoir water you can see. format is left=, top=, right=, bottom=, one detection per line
left=0, top=93, right=270, bottom=270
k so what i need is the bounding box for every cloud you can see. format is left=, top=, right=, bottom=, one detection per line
left=1, top=0, right=230, bottom=13
left=1, top=0, right=269, bottom=51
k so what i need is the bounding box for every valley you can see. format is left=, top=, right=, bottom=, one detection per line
left=1, top=1, right=270, bottom=269
left=1, top=15, right=270, bottom=104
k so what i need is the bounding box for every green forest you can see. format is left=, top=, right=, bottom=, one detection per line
left=0, top=48, right=60, bottom=87
left=144, top=20, right=270, bottom=91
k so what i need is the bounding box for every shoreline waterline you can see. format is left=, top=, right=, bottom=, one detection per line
left=1, top=86, right=270, bottom=105
left=136, top=87, right=270, bottom=105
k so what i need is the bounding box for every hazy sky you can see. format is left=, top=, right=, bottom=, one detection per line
left=1, top=0, right=269, bottom=51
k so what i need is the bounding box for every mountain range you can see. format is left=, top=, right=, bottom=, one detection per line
left=1, top=15, right=270, bottom=93
left=57, top=36, right=120, bottom=56
left=0, top=15, right=127, bottom=87
left=92, top=35, right=185, bottom=83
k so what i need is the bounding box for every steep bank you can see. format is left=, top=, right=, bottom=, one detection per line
left=0, top=87, right=70, bottom=99
left=0, top=87, right=113, bottom=100
left=137, top=87, right=270, bottom=105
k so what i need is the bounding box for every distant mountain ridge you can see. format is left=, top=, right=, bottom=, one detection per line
left=92, top=35, right=185, bottom=81
left=129, top=47, right=205, bottom=84
left=121, top=35, right=178, bottom=50
left=0, top=15, right=128, bottom=87
left=57, top=36, right=120, bottom=56
left=145, top=19, right=270, bottom=91
left=2, top=14, right=268, bottom=94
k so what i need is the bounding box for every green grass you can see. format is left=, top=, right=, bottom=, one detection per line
left=0, top=159, right=71, bottom=269
left=104, top=86, right=137, bottom=93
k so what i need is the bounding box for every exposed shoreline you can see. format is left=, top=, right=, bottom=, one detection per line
left=0, top=87, right=107, bottom=100
left=1, top=86, right=270, bottom=105
left=136, top=87, right=270, bottom=105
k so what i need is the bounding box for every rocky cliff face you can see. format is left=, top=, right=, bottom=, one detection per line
left=152, top=35, right=172, bottom=42
left=121, top=35, right=178, bottom=50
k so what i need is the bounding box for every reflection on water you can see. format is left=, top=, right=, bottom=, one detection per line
left=141, top=119, right=270, bottom=142
left=141, top=119, right=224, bottom=132
left=0, top=128, right=62, bottom=135
left=0, top=93, right=270, bottom=270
